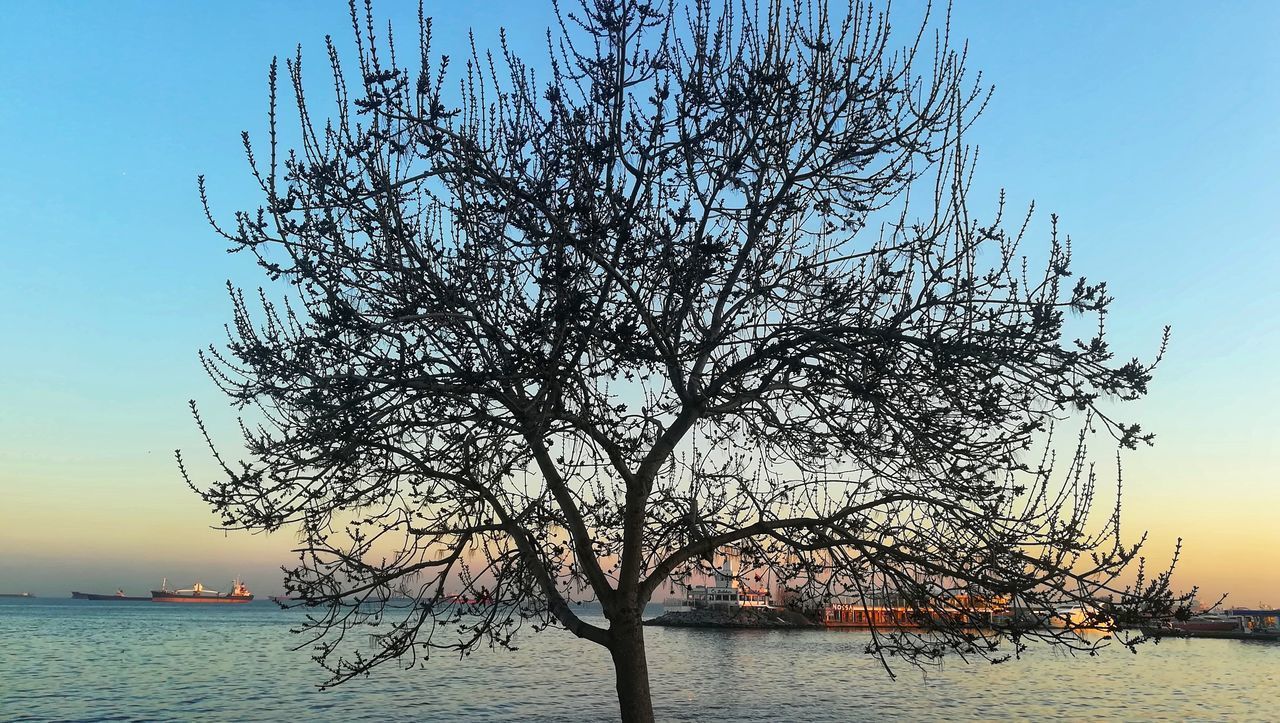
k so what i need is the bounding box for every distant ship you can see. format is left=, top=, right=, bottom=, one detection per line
left=0, top=592, right=35, bottom=598
left=71, top=589, right=150, bottom=602
left=151, top=578, right=254, bottom=604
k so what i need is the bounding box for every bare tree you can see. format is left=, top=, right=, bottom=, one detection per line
left=183, top=1, right=1184, bottom=720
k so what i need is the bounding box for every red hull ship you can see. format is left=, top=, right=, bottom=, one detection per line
left=1172, top=615, right=1244, bottom=633
left=151, top=578, right=254, bottom=604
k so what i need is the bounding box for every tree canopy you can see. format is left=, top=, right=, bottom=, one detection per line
left=184, top=1, right=1182, bottom=720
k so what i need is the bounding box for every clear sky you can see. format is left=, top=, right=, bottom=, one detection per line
left=1, top=1, right=1276, bottom=603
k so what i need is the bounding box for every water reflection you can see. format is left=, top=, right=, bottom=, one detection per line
left=2, top=599, right=1276, bottom=721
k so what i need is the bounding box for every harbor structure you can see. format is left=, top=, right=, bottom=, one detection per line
left=668, top=556, right=773, bottom=611
left=820, top=590, right=1006, bottom=629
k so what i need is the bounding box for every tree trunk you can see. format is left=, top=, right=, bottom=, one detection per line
left=609, top=614, right=655, bottom=723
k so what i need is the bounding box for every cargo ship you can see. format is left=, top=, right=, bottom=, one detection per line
left=0, top=592, right=35, bottom=598
left=151, top=578, right=254, bottom=604
left=72, top=589, right=150, bottom=601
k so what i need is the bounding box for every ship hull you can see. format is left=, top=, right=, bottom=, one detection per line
left=72, top=591, right=150, bottom=601
left=1142, top=626, right=1280, bottom=641
left=151, top=591, right=254, bottom=604
left=1173, top=621, right=1241, bottom=633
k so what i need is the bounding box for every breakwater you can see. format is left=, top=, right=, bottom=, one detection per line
left=644, top=606, right=818, bottom=629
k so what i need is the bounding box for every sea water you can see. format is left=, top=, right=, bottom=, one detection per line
left=1, top=598, right=1276, bottom=721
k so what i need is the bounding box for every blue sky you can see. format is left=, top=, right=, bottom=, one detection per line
left=1, top=1, right=1277, bottom=601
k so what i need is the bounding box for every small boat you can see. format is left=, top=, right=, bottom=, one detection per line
left=71, top=589, right=150, bottom=601
left=991, top=607, right=1055, bottom=629
left=1048, top=606, right=1082, bottom=628
left=1047, top=605, right=1107, bottom=629
left=0, top=592, right=35, bottom=598
left=151, top=578, right=254, bottom=604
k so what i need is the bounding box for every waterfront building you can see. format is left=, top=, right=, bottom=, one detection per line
left=673, top=557, right=773, bottom=610
left=1223, top=607, right=1280, bottom=632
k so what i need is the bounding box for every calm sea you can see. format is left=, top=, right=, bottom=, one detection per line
left=1, top=598, right=1276, bottom=721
